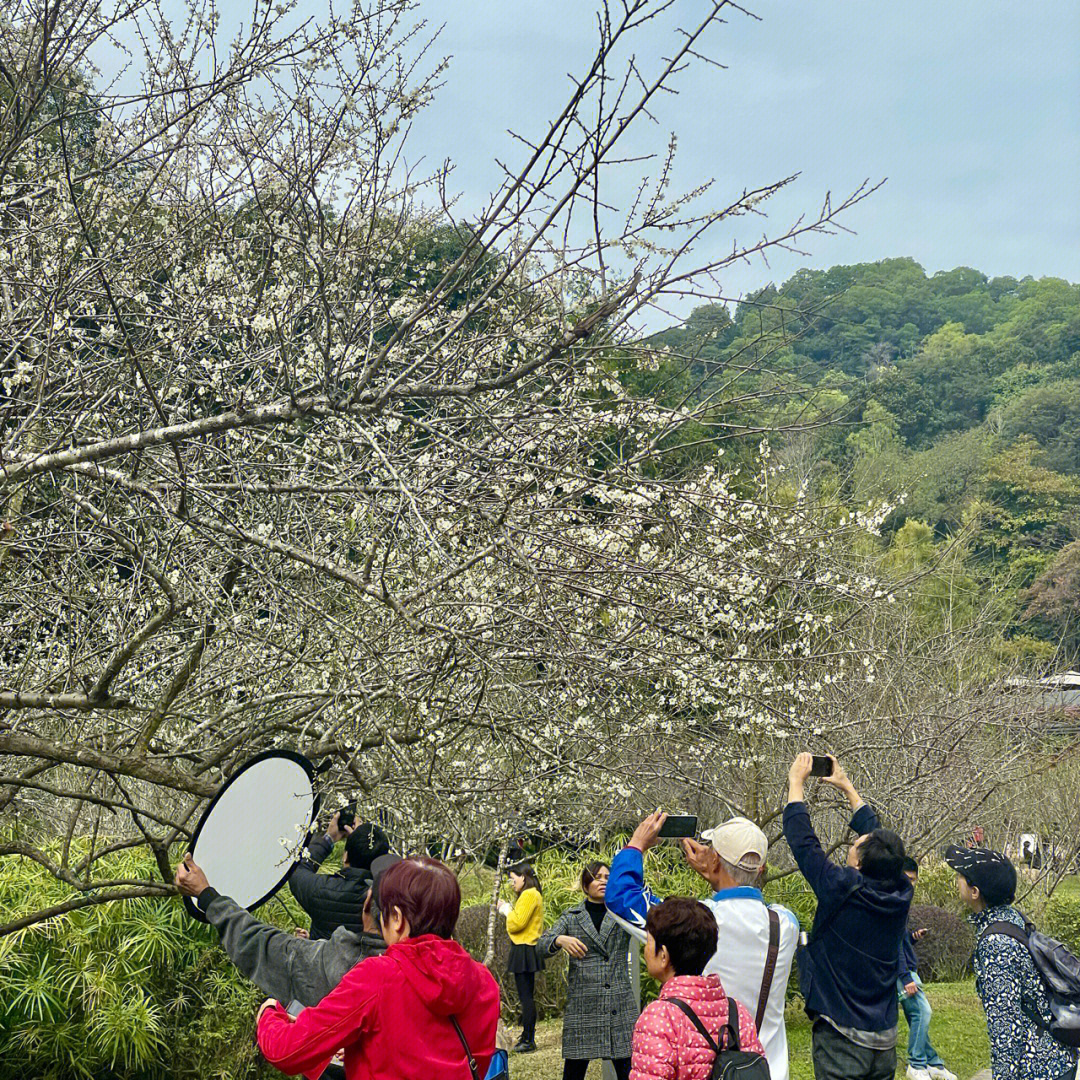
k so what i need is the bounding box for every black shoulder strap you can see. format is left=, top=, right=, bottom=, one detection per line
left=974, top=921, right=1078, bottom=1057
left=668, top=998, right=721, bottom=1055
left=450, top=1015, right=481, bottom=1080
left=980, top=920, right=1031, bottom=948
left=667, top=997, right=741, bottom=1055
left=969, top=920, right=1026, bottom=978
left=724, top=996, right=742, bottom=1052
left=756, top=908, right=781, bottom=1033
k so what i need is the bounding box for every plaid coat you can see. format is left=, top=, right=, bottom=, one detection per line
left=539, top=903, right=639, bottom=1060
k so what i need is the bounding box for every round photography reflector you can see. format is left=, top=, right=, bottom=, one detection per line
left=183, top=750, right=317, bottom=921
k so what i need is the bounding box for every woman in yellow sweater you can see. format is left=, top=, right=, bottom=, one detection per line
left=498, top=862, right=544, bottom=1053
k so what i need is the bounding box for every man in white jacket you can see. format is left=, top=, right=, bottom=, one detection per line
left=606, top=811, right=799, bottom=1080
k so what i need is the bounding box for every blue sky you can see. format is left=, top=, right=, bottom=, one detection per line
left=404, top=0, right=1079, bottom=305
left=113, top=1, right=1079, bottom=311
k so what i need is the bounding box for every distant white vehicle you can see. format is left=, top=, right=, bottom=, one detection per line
left=1036, top=671, right=1080, bottom=689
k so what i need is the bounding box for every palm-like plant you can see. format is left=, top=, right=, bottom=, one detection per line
left=0, top=840, right=280, bottom=1078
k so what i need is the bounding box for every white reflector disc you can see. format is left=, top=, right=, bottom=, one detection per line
left=183, top=750, right=317, bottom=920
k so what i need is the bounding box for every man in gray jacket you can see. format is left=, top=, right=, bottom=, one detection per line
left=174, top=851, right=398, bottom=1009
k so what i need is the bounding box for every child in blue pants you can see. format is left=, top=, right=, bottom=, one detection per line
left=898, top=859, right=956, bottom=1080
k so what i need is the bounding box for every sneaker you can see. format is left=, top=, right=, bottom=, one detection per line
left=928, top=1070, right=957, bottom=1080
left=511, top=1040, right=536, bottom=1054
left=906, top=1069, right=932, bottom=1080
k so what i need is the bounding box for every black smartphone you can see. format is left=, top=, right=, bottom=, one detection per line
left=337, top=803, right=357, bottom=829
left=658, top=814, right=699, bottom=838
left=810, top=756, right=834, bottom=777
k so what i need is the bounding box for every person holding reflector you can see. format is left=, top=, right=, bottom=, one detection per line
left=256, top=856, right=500, bottom=1080
left=175, top=852, right=400, bottom=1009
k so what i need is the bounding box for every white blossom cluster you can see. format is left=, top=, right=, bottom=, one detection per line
left=0, top=1, right=1019, bottom=926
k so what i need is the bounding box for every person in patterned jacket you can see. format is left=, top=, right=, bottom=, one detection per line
left=630, top=898, right=764, bottom=1080
left=945, top=845, right=1077, bottom=1080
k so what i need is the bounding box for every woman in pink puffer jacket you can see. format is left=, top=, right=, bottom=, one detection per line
left=630, top=898, right=764, bottom=1080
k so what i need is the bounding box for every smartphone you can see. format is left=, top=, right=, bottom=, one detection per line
left=810, top=756, right=834, bottom=777
left=658, top=815, right=699, bottom=838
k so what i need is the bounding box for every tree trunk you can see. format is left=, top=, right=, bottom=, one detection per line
left=483, top=838, right=510, bottom=969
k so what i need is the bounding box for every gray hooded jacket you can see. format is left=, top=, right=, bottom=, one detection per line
left=197, top=887, right=385, bottom=1007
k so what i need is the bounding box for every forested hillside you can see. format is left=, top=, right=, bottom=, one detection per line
left=645, top=259, right=1080, bottom=658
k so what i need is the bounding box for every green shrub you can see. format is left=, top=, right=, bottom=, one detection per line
left=1044, top=892, right=1080, bottom=953
left=907, top=904, right=974, bottom=983
left=912, top=860, right=965, bottom=913
left=455, top=904, right=569, bottom=1021
left=763, top=871, right=817, bottom=928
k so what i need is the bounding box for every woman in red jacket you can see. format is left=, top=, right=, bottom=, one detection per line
left=257, top=856, right=500, bottom=1080
left=630, top=898, right=764, bottom=1080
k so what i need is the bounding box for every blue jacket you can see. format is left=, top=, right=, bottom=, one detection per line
left=783, top=800, right=912, bottom=1032
left=605, top=846, right=799, bottom=939
left=898, top=929, right=919, bottom=983
left=605, top=845, right=661, bottom=937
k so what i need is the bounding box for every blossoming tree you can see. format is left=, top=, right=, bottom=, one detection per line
left=0, top=0, right=1029, bottom=933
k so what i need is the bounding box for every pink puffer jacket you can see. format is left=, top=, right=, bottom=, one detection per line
left=629, top=974, right=764, bottom=1080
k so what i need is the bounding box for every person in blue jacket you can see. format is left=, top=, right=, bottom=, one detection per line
left=605, top=810, right=799, bottom=1080
left=783, top=752, right=913, bottom=1080
left=896, top=857, right=955, bottom=1080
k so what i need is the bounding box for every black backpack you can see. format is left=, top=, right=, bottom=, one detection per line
left=668, top=997, right=771, bottom=1080
left=979, top=918, right=1080, bottom=1048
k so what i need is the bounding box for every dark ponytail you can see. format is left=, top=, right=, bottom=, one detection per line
left=510, top=861, right=542, bottom=895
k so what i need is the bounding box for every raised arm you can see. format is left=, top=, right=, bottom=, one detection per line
left=202, top=890, right=334, bottom=1006
left=605, top=812, right=667, bottom=942
left=175, top=854, right=333, bottom=1006
left=783, top=754, right=859, bottom=900
left=288, top=818, right=343, bottom=913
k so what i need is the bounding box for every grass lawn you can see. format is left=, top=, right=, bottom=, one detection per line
left=522, top=981, right=990, bottom=1080
left=1054, top=875, right=1080, bottom=899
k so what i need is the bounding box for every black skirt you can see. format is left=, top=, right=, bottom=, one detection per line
left=506, top=942, right=543, bottom=974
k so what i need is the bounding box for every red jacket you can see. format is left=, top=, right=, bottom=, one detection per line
left=257, top=934, right=500, bottom=1080
left=630, top=974, right=764, bottom=1080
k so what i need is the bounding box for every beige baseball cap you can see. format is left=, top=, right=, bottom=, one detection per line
left=700, top=816, right=768, bottom=870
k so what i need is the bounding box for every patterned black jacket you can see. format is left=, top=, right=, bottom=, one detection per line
left=972, top=904, right=1076, bottom=1080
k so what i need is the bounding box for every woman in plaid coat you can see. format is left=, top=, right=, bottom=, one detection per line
left=538, top=862, right=639, bottom=1080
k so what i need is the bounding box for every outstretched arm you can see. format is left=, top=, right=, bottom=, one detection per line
left=288, top=821, right=342, bottom=915
left=606, top=813, right=668, bottom=942
left=818, top=756, right=879, bottom=834
left=202, top=891, right=335, bottom=1006
left=175, top=854, right=331, bottom=1006
left=783, top=756, right=858, bottom=901
left=257, top=960, right=380, bottom=1077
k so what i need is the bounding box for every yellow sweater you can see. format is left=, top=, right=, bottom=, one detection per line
left=505, top=887, right=543, bottom=945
